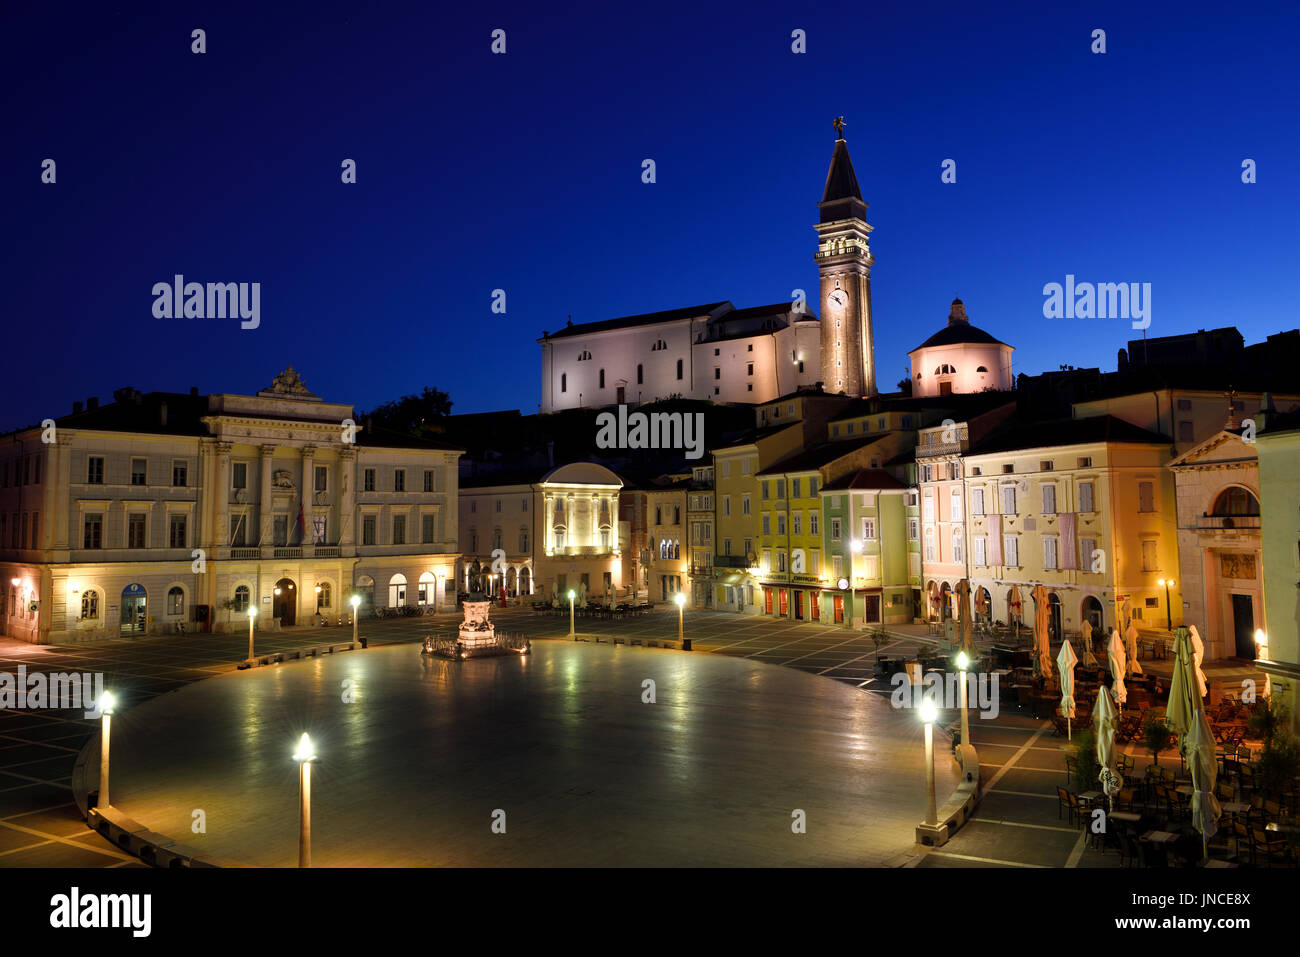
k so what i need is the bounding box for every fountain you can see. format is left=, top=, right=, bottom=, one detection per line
left=423, top=591, right=530, bottom=659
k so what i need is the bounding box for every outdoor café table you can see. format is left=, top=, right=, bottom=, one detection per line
left=1221, top=802, right=1250, bottom=816
left=1110, top=811, right=1142, bottom=824
left=1141, top=830, right=1179, bottom=844
left=1078, top=790, right=1103, bottom=809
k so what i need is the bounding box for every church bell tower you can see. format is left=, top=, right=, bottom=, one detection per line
left=816, top=117, right=876, bottom=396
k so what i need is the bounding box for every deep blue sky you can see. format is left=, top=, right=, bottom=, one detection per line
left=4, top=0, right=1298, bottom=432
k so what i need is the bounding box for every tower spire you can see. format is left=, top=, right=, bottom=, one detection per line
left=819, top=120, right=866, bottom=224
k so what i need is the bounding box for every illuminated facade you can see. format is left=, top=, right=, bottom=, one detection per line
left=0, top=369, right=462, bottom=644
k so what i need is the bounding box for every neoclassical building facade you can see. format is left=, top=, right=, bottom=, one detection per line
left=0, top=369, right=462, bottom=644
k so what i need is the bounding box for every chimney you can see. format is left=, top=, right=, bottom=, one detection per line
left=159, top=401, right=168, bottom=427
left=86, top=397, right=98, bottom=410
left=72, top=400, right=83, bottom=414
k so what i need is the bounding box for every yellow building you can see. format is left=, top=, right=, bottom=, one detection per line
left=962, top=416, right=1177, bottom=642
left=1255, top=402, right=1300, bottom=734
left=645, top=477, right=689, bottom=601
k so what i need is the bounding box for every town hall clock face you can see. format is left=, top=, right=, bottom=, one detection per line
left=827, top=288, right=848, bottom=312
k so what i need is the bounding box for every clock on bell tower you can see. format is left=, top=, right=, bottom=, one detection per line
left=815, top=117, right=876, bottom=397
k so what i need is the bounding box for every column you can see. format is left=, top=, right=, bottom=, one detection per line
left=566, top=494, right=575, bottom=552
left=51, top=435, right=73, bottom=550
left=300, top=445, right=316, bottom=557
left=213, top=442, right=232, bottom=553
left=339, top=448, right=357, bottom=555
left=590, top=493, right=600, bottom=547
left=543, top=492, right=554, bottom=552
left=259, top=444, right=276, bottom=557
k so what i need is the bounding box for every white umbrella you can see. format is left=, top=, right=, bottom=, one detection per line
left=1057, top=638, right=1078, bottom=740
left=1187, top=625, right=1209, bottom=698
left=1125, top=621, right=1144, bottom=676
left=1108, top=628, right=1127, bottom=708
left=1187, top=706, right=1222, bottom=859
left=1094, top=686, right=1122, bottom=809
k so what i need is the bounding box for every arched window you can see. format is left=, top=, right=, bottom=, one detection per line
left=316, top=582, right=331, bottom=608
left=1210, top=487, right=1260, bottom=517
left=233, top=585, right=250, bottom=613
left=167, top=586, right=185, bottom=615
left=976, top=365, right=988, bottom=372
left=674, top=539, right=680, bottom=559
left=81, top=590, right=100, bottom=620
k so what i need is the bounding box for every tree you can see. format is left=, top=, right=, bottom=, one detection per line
left=361, top=387, right=453, bottom=437
left=896, top=376, right=913, bottom=396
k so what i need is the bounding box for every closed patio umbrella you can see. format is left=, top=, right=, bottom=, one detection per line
left=1008, top=585, right=1023, bottom=637
left=1031, top=583, right=1052, bottom=678
left=1166, top=627, right=1201, bottom=761
left=1057, top=638, right=1078, bottom=739
left=1079, top=619, right=1099, bottom=669
left=1094, top=685, right=1122, bottom=809
left=1187, top=625, right=1209, bottom=698
left=1108, top=628, right=1127, bottom=708
left=1125, top=621, right=1143, bottom=676
left=956, top=579, right=976, bottom=658
left=1187, top=705, right=1222, bottom=859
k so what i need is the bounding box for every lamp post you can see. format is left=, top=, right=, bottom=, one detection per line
left=97, top=690, right=116, bottom=808
left=1156, top=578, right=1175, bottom=631
left=568, top=589, right=576, bottom=639
left=675, top=591, right=689, bottom=651
left=247, top=605, right=257, bottom=662
left=956, top=650, right=971, bottom=754
left=921, top=698, right=938, bottom=827
left=351, top=594, right=360, bottom=644
left=293, top=733, right=317, bottom=868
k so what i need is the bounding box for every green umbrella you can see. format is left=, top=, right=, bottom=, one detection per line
left=1187, top=705, right=1222, bottom=859
left=1166, top=627, right=1201, bottom=760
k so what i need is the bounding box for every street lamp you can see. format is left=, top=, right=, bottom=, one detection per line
left=293, top=733, right=317, bottom=868
left=1156, top=578, right=1175, bottom=631
left=247, top=605, right=257, bottom=662
left=920, top=698, right=938, bottom=827
left=351, top=594, right=360, bottom=645
left=568, top=589, right=576, bottom=639
left=97, top=690, right=116, bottom=808
left=675, top=591, right=689, bottom=651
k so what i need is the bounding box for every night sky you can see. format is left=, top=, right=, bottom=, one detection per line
left=5, top=0, right=1297, bottom=433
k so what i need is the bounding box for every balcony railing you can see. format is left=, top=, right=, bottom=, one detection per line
left=230, top=547, right=260, bottom=559
left=315, top=545, right=340, bottom=557
left=1196, top=515, right=1261, bottom=530
left=714, top=554, right=750, bottom=569
left=274, top=547, right=302, bottom=558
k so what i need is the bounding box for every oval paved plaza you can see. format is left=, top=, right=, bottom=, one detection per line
left=105, top=641, right=958, bottom=866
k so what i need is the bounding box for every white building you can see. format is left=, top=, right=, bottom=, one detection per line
left=538, top=301, right=821, bottom=411
left=0, top=368, right=462, bottom=644
left=908, top=299, right=1014, bottom=397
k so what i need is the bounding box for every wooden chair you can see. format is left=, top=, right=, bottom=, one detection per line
left=1056, top=785, right=1075, bottom=825
left=1252, top=828, right=1288, bottom=868
left=1067, top=791, right=1084, bottom=829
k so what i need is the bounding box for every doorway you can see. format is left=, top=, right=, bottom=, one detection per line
left=120, top=584, right=147, bottom=636
left=1231, top=594, right=1255, bottom=658
left=273, top=578, right=297, bottom=626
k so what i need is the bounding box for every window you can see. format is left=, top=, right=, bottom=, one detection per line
left=128, top=514, right=147, bottom=548
left=908, top=518, right=919, bottom=540
left=394, top=470, right=406, bottom=492
left=168, top=586, right=184, bottom=615
left=923, top=493, right=934, bottom=523
left=950, top=488, right=963, bottom=521
left=676, top=359, right=683, bottom=380
left=1042, top=484, right=1056, bottom=515
left=169, top=514, right=187, bottom=548
left=172, top=460, right=188, bottom=487
left=1178, top=421, right=1194, bottom=443
left=1137, top=481, right=1154, bottom=513
left=561, top=373, right=567, bottom=393
left=1040, top=460, right=1054, bottom=472
left=1079, top=481, right=1094, bottom=514
left=424, top=470, right=436, bottom=492
left=312, top=516, right=327, bottom=544
left=1001, top=486, right=1017, bottom=515
left=776, top=514, right=786, bottom=535
left=273, top=516, right=289, bottom=546
left=808, top=477, right=818, bottom=496
left=80, top=590, right=100, bottom=620
left=232, top=462, right=248, bottom=490
left=1141, top=540, right=1157, bottom=572
left=1077, top=456, right=1093, bottom=468
left=599, top=369, right=605, bottom=389
left=861, top=517, right=876, bottom=540
left=1002, top=464, right=1014, bottom=474
left=1081, top=537, right=1097, bottom=571
left=952, top=529, right=964, bottom=563
left=1210, top=487, right=1260, bottom=516
left=362, top=515, right=377, bottom=546
left=131, top=458, right=147, bottom=486
left=831, top=518, right=841, bottom=540
left=792, top=478, right=801, bottom=498
left=832, top=555, right=842, bottom=578
left=792, top=513, right=802, bottom=535
left=762, top=514, right=771, bottom=535
left=714, top=368, right=720, bottom=380
left=971, top=487, right=985, bottom=515
left=722, top=496, right=731, bottom=517
left=316, top=583, right=331, bottom=609
left=230, top=514, right=248, bottom=547
left=519, top=528, right=529, bottom=551
left=1177, top=398, right=1192, bottom=411
left=1004, top=534, right=1019, bottom=567
left=747, top=363, right=754, bottom=376
left=1043, top=536, right=1058, bottom=570
left=495, top=498, right=502, bottom=513
left=776, top=551, right=786, bottom=573
left=973, top=535, right=986, bottom=566
left=742, top=495, right=751, bottom=516
left=924, top=527, right=935, bottom=561
left=761, top=481, right=769, bottom=501
left=233, top=586, right=250, bottom=614
left=364, top=469, right=376, bottom=492
left=87, top=456, right=104, bottom=484
left=810, top=512, right=819, bottom=535
left=741, top=459, right=751, bottom=476
left=637, top=364, right=643, bottom=385
left=393, top=515, right=406, bottom=544
left=315, top=466, right=328, bottom=492
left=422, top=514, right=436, bottom=543
left=776, top=480, right=785, bottom=499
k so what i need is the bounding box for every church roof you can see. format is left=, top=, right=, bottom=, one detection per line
left=818, top=136, right=868, bottom=224
left=908, top=322, right=1011, bottom=353
left=538, top=302, right=730, bottom=341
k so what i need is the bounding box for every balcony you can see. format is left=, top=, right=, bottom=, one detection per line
left=274, top=547, right=302, bottom=558
left=230, top=548, right=260, bottom=560
left=714, top=554, right=751, bottom=569
left=1195, top=515, right=1261, bottom=531
left=315, top=545, right=341, bottom=557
